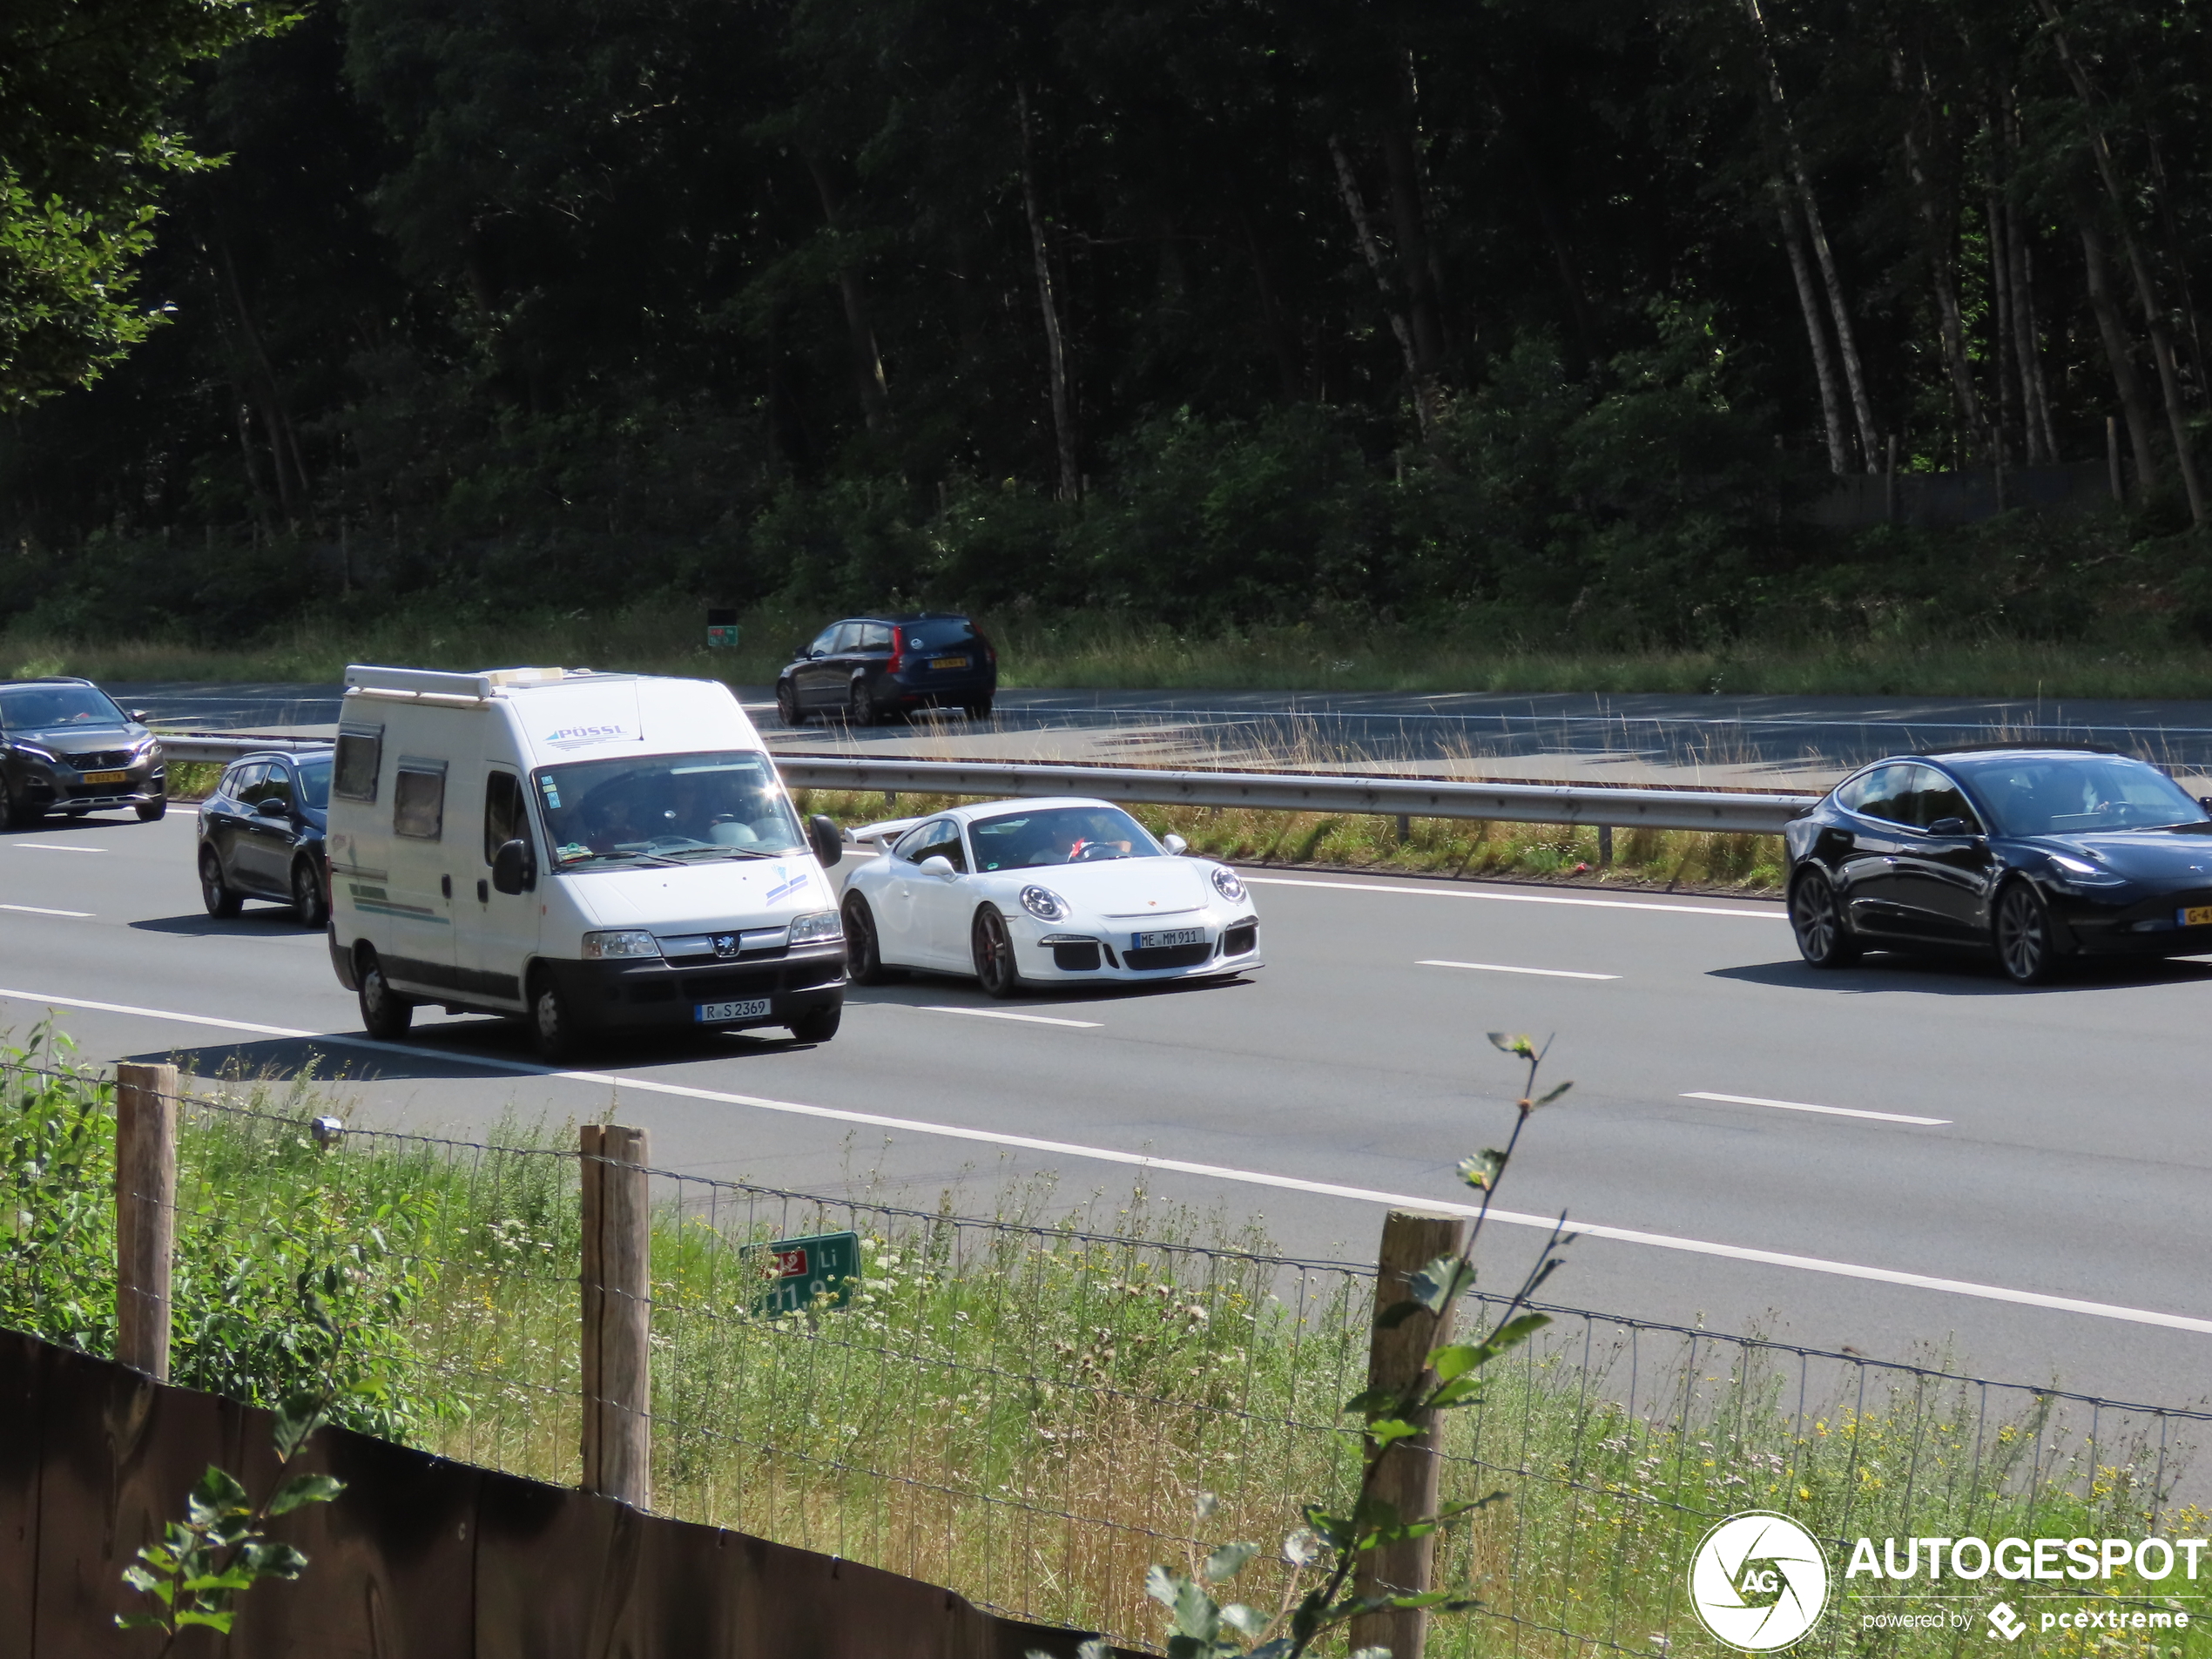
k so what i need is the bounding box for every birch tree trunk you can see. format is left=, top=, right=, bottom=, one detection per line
left=1018, top=84, right=1080, bottom=502
left=1891, top=51, right=1986, bottom=447
left=1328, top=133, right=1429, bottom=436
left=1988, top=185, right=2016, bottom=463
left=1774, top=184, right=1848, bottom=474
left=801, top=152, right=892, bottom=435
left=2079, top=218, right=2161, bottom=495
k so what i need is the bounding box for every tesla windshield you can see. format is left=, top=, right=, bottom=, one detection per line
left=969, top=805, right=1163, bottom=870
left=1948, top=753, right=2210, bottom=836
left=0, top=685, right=127, bottom=729
left=534, top=751, right=805, bottom=867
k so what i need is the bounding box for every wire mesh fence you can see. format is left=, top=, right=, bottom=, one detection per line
left=4, top=1030, right=2210, bottom=1657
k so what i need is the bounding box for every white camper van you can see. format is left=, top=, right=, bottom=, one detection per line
left=324, top=665, right=846, bottom=1058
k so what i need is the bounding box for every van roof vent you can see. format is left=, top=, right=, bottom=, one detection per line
left=344, top=664, right=588, bottom=700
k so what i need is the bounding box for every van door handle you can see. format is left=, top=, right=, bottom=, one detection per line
left=477, top=879, right=489, bottom=904
left=441, top=874, right=452, bottom=900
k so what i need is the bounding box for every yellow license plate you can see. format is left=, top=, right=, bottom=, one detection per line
left=929, top=655, right=969, bottom=670
left=2181, top=907, right=2212, bottom=927
left=82, top=770, right=128, bottom=785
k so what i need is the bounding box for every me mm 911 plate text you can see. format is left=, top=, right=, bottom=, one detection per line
left=696, top=997, right=772, bottom=1022
left=1133, top=927, right=1204, bottom=949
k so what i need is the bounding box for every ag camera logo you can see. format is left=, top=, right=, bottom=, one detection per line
left=1689, top=1511, right=1831, bottom=1650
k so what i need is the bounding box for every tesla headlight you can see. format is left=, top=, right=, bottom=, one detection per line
left=2048, top=853, right=2100, bottom=876
left=581, top=929, right=661, bottom=959
left=1210, top=866, right=1246, bottom=901
left=788, top=909, right=842, bottom=944
left=1021, top=885, right=1069, bottom=921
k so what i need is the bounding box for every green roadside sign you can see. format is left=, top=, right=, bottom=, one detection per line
left=748, top=1230, right=862, bottom=1315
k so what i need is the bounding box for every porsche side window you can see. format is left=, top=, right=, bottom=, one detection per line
left=892, top=822, right=939, bottom=862
left=915, top=825, right=968, bottom=872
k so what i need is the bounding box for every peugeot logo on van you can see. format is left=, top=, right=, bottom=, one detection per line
left=713, top=933, right=742, bottom=960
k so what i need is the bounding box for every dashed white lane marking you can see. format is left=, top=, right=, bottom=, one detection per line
left=1246, top=874, right=1778, bottom=919
left=0, top=903, right=94, bottom=918
left=10, top=843, right=107, bottom=853
left=1420, top=960, right=1619, bottom=981
left=2, top=985, right=2201, bottom=1336
left=1683, top=1090, right=1951, bottom=1127
left=919, top=1006, right=1103, bottom=1028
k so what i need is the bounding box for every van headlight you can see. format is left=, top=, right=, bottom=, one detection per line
left=1210, top=867, right=1246, bottom=901
left=1021, top=885, right=1069, bottom=921
left=581, top=929, right=661, bottom=959
left=788, top=909, right=842, bottom=944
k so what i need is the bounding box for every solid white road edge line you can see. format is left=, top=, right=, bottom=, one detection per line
left=1246, top=874, right=1778, bottom=919
left=1420, top=960, right=1619, bottom=981
left=1683, top=1090, right=1951, bottom=1127
left=919, top=1006, right=1103, bottom=1028
left=3, top=984, right=2201, bottom=1336
left=0, top=904, right=94, bottom=918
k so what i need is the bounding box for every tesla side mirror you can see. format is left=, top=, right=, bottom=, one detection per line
left=1927, top=817, right=1971, bottom=837
left=1162, top=833, right=1189, bottom=854
left=256, top=797, right=289, bottom=819
left=2200, top=796, right=2212, bottom=813
left=809, top=813, right=843, bottom=868
left=491, top=838, right=536, bottom=894
left=919, top=854, right=956, bottom=878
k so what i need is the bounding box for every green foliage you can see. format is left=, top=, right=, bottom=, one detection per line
left=0, top=1025, right=117, bottom=1352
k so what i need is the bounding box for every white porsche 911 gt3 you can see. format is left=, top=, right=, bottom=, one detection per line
left=835, top=797, right=1262, bottom=996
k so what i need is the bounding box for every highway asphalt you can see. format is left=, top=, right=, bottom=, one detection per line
left=3, top=806, right=2209, bottom=1412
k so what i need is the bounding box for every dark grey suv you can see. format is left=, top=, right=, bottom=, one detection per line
left=0, top=678, right=165, bottom=828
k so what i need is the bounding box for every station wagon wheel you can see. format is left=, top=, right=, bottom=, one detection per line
left=841, top=892, right=900, bottom=984
left=971, top=906, right=1023, bottom=999
left=199, top=846, right=243, bottom=918
left=776, top=682, right=806, bottom=727
left=846, top=678, right=879, bottom=726
left=292, top=857, right=328, bottom=928
left=1994, top=880, right=2060, bottom=985
left=1787, top=867, right=1858, bottom=968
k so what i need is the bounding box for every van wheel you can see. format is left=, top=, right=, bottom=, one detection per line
left=790, top=1004, right=840, bottom=1042
left=356, top=947, right=415, bottom=1040
left=529, top=970, right=579, bottom=1062
left=199, top=846, right=243, bottom=918
left=292, top=858, right=328, bottom=927
left=841, top=892, right=900, bottom=984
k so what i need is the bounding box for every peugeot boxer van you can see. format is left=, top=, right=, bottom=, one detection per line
left=325, top=664, right=846, bottom=1059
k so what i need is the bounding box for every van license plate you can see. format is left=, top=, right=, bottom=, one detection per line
left=929, top=655, right=969, bottom=670
left=1133, top=927, right=1204, bottom=949
left=82, top=770, right=128, bottom=785
left=697, top=997, right=772, bottom=1022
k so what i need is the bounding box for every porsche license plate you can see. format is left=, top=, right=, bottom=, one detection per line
left=81, top=770, right=128, bottom=785
left=2179, top=907, right=2212, bottom=927
left=696, top=997, right=772, bottom=1022
left=929, top=655, right=970, bottom=670
left=1133, top=927, right=1204, bottom=950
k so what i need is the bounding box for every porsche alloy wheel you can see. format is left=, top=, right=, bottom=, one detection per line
left=1788, top=868, right=1858, bottom=968
left=972, top=906, right=1022, bottom=999
left=842, top=892, right=899, bottom=984
left=1995, top=881, right=2060, bottom=985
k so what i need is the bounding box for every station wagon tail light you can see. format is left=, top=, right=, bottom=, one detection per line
left=788, top=909, right=842, bottom=944
left=887, top=634, right=906, bottom=675
left=581, top=929, right=661, bottom=959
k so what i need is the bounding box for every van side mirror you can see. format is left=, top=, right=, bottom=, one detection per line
left=1162, top=833, right=1189, bottom=855
left=492, top=838, right=536, bottom=894
left=809, top=813, right=842, bottom=868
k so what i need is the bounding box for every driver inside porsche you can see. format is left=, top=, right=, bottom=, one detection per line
left=970, top=804, right=1161, bottom=871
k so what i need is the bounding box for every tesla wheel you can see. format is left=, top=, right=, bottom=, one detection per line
left=1788, top=868, right=1858, bottom=968
left=777, top=682, right=806, bottom=726
left=790, top=1004, right=841, bottom=1042
left=842, top=892, right=900, bottom=984
left=356, top=947, right=415, bottom=1040
left=847, top=678, right=879, bottom=726
left=199, top=846, right=243, bottom=918
left=1994, top=880, right=2060, bottom=985
left=972, top=906, right=1023, bottom=999
left=292, top=858, right=328, bottom=927
left=529, top=970, right=580, bottom=1062
left=136, top=797, right=166, bottom=822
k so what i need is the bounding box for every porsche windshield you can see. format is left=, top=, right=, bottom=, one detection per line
left=534, top=751, right=805, bottom=867
left=1949, top=753, right=2210, bottom=836
left=968, top=805, right=1162, bottom=871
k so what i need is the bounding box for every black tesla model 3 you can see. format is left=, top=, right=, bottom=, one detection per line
left=1785, top=746, right=2212, bottom=984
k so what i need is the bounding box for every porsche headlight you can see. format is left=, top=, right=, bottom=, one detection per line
left=788, top=909, right=842, bottom=944
left=1210, top=866, right=1246, bottom=902
left=1021, top=885, right=1069, bottom=921
left=581, top=929, right=661, bottom=959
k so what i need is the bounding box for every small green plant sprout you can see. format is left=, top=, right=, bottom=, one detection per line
left=1060, top=1035, right=1576, bottom=1659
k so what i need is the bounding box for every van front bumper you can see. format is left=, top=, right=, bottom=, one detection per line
left=541, top=942, right=847, bottom=1034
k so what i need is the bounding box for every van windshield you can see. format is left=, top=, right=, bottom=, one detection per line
left=533, top=751, right=806, bottom=867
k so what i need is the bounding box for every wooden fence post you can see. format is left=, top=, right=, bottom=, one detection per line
left=1349, top=1207, right=1471, bottom=1659
left=115, top=1062, right=179, bottom=1380
left=580, top=1123, right=652, bottom=1509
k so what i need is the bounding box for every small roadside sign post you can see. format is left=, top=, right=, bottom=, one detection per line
left=749, top=1230, right=862, bottom=1315
left=706, top=607, right=741, bottom=650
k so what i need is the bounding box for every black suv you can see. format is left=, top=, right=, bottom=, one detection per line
left=775, top=613, right=996, bottom=725
left=196, top=746, right=334, bottom=925
left=0, top=678, right=165, bottom=828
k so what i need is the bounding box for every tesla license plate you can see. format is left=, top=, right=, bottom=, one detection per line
left=1133, top=927, right=1204, bottom=949
left=696, top=997, right=772, bottom=1023
left=81, top=770, right=128, bottom=785
left=2179, top=907, right=2212, bottom=927
left=929, top=655, right=969, bottom=670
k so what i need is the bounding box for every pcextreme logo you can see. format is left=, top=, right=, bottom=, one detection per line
left=1688, top=1511, right=1832, bottom=1651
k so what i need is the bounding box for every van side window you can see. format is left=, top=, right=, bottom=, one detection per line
left=334, top=725, right=382, bottom=802
left=483, top=772, right=529, bottom=863
left=394, top=759, right=448, bottom=840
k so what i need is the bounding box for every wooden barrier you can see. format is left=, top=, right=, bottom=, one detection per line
left=581, top=1123, right=652, bottom=1509
left=113, top=1062, right=178, bottom=1381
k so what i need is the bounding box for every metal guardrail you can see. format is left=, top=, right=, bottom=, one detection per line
left=152, top=732, right=333, bottom=764
left=773, top=754, right=1815, bottom=834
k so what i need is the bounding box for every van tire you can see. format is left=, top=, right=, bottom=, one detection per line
left=789, top=1004, right=840, bottom=1042
left=529, top=969, right=579, bottom=1063
left=357, top=947, right=415, bottom=1040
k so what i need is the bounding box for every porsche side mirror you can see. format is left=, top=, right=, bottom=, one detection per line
left=809, top=813, right=843, bottom=868
left=1926, top=817, right=1971, bottom=837
left=491, top=837, right=536, bottom=894
left=919, top=854, right=956, bottom=878
left=1163, top=833, right=1189, bottom=854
